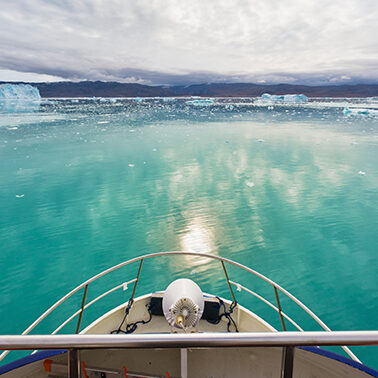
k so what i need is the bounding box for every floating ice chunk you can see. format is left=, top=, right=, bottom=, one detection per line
left=97, top=121, right=109, bottom=124
left=260, top=93, right=308, bottom=103
left=283, top=94, right=308, bottom=103
left=358, top=171, right=366, bottom=175
left=163, top=97, right=176, bottom=102
left=186, top=99, right=214, bottom=106
left=134, top=98, right=144, bottom=102
left=261, top=93, right=283, bottom=102
left=128, top=164, right=135, bottom=168
left=152, top=148, right=157, bottom=151
left=343, top=107, right=375, bottom=116
left=245, top=181, right=255, bottom=187
left=15, top=194, right=24, bottom=198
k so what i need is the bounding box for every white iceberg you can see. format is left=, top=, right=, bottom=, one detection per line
left=260, top=93, right=308, bottom=104
left=186, top=99, right=214, bottom=106
left=0, top=84, right=41, bottom=113
left=343, top=107, right=377, bottom=116
left=0, top=84, right=41, bottom=100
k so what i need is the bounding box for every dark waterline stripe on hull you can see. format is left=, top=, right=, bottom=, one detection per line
left=0, top=347, right=377, bottom=376
left=299, top=347, right=378, bottom=377
left=0, top=350, right=66, bottom=375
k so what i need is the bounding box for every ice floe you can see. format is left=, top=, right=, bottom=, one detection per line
left=259, top=93, right=308, bottom=104
left=186, top=99, right=214, bottom=106
left=343, top=107, right=377, bottom=116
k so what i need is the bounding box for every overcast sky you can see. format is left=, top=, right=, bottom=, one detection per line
left=0, top=0, right=377, bottom=85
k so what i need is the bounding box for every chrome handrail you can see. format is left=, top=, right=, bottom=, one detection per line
left=228, top=280, right=358, bottom=361
left=0, top=331, right=377, bottom=349
left=229, top=280, right=304, bottom=332
left=52, top=279, right=137, bottom=335
left=0, top=251, right=368, bottom=363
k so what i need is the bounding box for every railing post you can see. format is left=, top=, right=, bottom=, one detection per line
left=68, top=349, right=80, bottom=378
left=281, top=346, right=295, bottom=378
left=76, top=284, right=89, bottom=334
left=274, top=286, right=286, bottom=331
left=130, top=259, right=144, bottom=303
left=221, top=261, right=237, bottom=304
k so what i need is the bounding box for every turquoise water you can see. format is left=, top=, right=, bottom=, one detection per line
left=0, top=98, right=377, bottom=368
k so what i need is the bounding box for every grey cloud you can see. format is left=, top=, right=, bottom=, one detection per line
left=0, top=0, right=377, bottom=85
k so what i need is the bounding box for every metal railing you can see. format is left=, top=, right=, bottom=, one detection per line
left=1, top=332, right=377, bottom=378
left=0, top=251, right=371, bottom=364
left=1, top=331, right=377, bottom=349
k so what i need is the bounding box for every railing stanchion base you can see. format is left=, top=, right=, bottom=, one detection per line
left=68, top=348, right=80, bottom=378
left=281, top=346, right=295, bottom=378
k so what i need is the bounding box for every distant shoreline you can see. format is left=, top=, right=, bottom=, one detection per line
left=1, top=81, right=377, bottom=98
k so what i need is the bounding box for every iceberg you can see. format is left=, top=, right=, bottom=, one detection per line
left=0, top=84, right=41, bottom=100
left=0, top=84, right=41, bottom=113
left=343, top=107, right=377, bottom=116
left=186, top=99, right=214, bottom=106
left=259, top=93, right=308, bottom=104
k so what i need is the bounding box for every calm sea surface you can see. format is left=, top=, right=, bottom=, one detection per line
left=0, top=98, right=377, bottom=368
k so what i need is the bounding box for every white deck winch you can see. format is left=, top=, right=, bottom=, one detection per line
left=162, top=278, right=205, bottom=329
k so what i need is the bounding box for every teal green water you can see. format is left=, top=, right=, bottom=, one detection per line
left=0, top=99, right=377, bottom=368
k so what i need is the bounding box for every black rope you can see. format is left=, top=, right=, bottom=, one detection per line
left=206, top=296, right=239, bottom=332
left=111, top=300, right=153, bottom=334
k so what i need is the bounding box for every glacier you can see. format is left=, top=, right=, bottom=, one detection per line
left=0, top=84, right=41, bottom=113
left=259, top=93, right=308, bottom=103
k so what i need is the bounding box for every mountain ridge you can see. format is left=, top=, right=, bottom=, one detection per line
left=1, top=81, right=378, bottom=98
